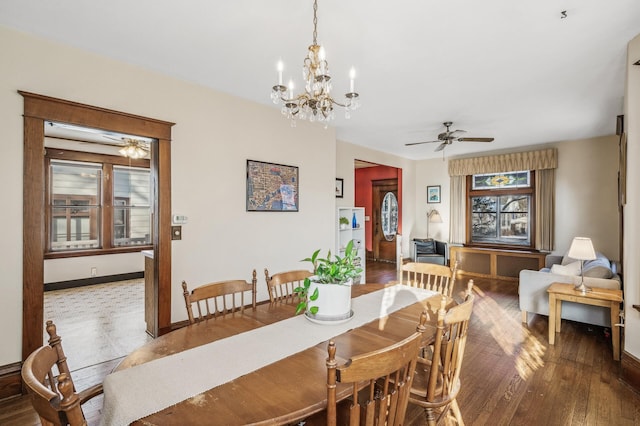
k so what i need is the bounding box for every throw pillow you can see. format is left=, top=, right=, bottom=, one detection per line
left=550, top=261, right=581, bottom=276
left=583, top=257, right=613, bottom=279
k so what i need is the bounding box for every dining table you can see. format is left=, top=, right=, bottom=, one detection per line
left=101, top=283, right=444, bottom=425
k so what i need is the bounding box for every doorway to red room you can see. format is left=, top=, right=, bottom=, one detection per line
left=354, top=160, right=402, bottom=264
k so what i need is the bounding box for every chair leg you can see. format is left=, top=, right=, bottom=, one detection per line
left=450, top=399, right=464, bottom=426
left=424, top=407, right=437, bottom=426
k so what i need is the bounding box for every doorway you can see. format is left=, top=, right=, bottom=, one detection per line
left=354, top=160, right=402, bottom=264
left=21, top=91, right=174, bottom=362
left=372, top=179, right=398, bottom=262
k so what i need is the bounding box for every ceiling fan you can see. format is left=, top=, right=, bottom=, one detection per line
left=405, top=121, right=494, bottom=152
left=45, top=121, right=151, bottom=158
left=104, top=136, right=150, bottom=159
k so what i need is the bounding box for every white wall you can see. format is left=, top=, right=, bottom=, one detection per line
left=44, top=253, right=144, bottom=283
left=336, top=140, right=416, bottom=257
left=553, top=136, right=619, bottom=259
left=0, top=27, right=336, bottom=365
left=413, top=158, right=450, bottom=243
left=623, top=33, right=640, bottom=358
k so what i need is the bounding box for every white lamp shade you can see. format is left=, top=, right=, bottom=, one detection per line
left=567, top=237, right=596, bottom=261
left=428, top=210, right=443, bottom=224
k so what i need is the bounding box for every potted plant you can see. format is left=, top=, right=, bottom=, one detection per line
left=339, top=216, right=350, bottom=230
left=294, top=239, right=363, bottom=323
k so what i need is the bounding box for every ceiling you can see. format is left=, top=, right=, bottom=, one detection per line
left=2, top=0, right=639, bottom=160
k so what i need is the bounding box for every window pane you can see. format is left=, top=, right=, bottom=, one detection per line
left=113, top=166, right=151, bottom=246
left=500, top=195, right=528, bottom=213
left=500, top=213, right=529, bottom=240
left=472, top=213, right=497, bottom=239
left=50, top=162, right=101, bottom=202
left=113, top=166, right=150, bottom=206
left=50, top=161, right=101, bottom=251
left=472, top=196, right=497, bottom=212
left=470, top=188, right=531, bottom=245
left=472, top=171, right=530, bottom=190
left=50, top=206, right=100, bottom=250
left=113, top=207, right=151, bottom=246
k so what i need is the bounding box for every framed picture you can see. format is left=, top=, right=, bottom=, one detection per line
left=246, top=159, right=299, bottom=211
left=335, top=178, right=344, bottom=198
left=427, top=185, right=441, bottom=203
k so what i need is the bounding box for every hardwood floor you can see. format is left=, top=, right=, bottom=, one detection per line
left=2, top=260, right=638, bottom=425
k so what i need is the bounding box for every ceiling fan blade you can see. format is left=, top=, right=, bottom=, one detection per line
left=434, top=142, right=447, bottom=152
left=449, top=129, right=466, bottom=137
left=404, top=140, right=440, bottom=146
left=457, top=137, right=494, bottom=142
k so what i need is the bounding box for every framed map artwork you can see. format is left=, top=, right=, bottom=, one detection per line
left=246, top=160, right=299, bottom=211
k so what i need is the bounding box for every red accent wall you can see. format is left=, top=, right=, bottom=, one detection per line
left=355, top=165, right=402, bottom=252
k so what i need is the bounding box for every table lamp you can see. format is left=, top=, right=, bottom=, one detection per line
left=567, top=237, right=596, bottom=293
left=427, top=209, right=443, bottom=239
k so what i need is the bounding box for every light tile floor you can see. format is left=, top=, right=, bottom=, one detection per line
left=43, top=279, right=152, bottom=372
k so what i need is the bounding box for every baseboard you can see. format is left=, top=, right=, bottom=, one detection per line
left=0, top=362, right=22, bottom=400
left=621, top=350, right=640, bottom=394
left=44, top=271, right=144, bottom=292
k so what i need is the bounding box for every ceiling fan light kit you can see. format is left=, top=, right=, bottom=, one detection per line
left=270, top=0, right=360, bottom=126
left=118, top=138, right=149, bottom=159
left=406, top=121, right=495, bottom=152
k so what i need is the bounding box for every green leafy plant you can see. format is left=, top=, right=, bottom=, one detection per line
left=294, top=239, right=363, bottom=315
left=339, top=216, right=350, bottom=225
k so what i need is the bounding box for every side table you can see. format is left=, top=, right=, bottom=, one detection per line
left=547, top=282, right=623, bottom=360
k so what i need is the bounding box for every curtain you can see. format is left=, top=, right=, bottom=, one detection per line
left=535, top=168, right=555, bottom=251
left=448, top=148, right=557, bottom=249
left=448, top=148, right=557, bottom=176
left=449, top=175, right=466, bottom=245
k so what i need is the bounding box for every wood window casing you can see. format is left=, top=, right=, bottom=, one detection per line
left=44, top=149, right=152, bottom=259
left=21, top=91, right=174, bottom=369
left=465, top=171, right=537, bottom=251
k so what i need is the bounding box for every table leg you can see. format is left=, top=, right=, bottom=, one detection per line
left=611, top=302, right=620, bottom=361
left=549, top=294, right=556, bottom=345
left=555, top=299, right=562, bottom=333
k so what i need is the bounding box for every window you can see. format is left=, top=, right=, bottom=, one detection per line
left=46, top=151, right=151, bottom=257
left=467, top=171, right=535, bottom=248
left=113, top=166, right=151, bottom=247
left=49, top=161, right=102, bottom=251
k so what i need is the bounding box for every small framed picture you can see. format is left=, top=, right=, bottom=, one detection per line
left=335, top=178, right=344, bottom=198
left=427, top=185, right=441, bottom=203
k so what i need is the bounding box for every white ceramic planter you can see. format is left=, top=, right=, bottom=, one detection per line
left=305, top=278, right=353, bottom=324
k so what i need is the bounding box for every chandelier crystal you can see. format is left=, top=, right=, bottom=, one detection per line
left=271, top=0, right=360, bottom=126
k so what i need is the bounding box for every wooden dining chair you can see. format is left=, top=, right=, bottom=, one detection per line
left=304, top=312, right=427, bottom=426
left=182, top=269, right=257, bottom=324
left=398, top=260, right=459, bottom=298
left=21, top=320, right=103, bottom=426
left=408, top=284, right=475, bottom=426
left=263, top=268, right=312, bottom=303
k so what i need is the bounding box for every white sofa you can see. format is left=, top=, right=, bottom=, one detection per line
left=519, top=254, right=621, bottom=327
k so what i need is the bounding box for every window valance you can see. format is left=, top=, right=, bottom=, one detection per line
left=448, top=148, right=557, bottom=176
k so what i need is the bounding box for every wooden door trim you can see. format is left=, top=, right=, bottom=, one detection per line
left=372, top=179, right=398, bottom=261
left=20, top=91, right=174, bottom=364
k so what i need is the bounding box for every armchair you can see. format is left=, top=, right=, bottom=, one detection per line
left=413, top=238, right=448, bottom=265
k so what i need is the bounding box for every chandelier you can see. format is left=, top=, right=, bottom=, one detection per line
left=270, top=0, right=360, bottom=126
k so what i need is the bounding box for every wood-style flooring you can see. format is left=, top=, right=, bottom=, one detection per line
left=1, top=261, right=638, bottom=425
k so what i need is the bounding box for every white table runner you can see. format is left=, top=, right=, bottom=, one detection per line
left=100, top=284, right=435, bottom=426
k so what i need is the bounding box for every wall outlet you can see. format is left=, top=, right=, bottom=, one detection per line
left=91, top=267, right=97, bottom=277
